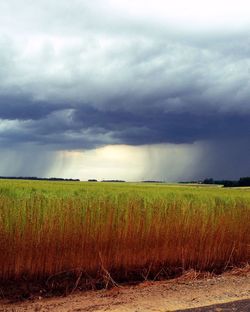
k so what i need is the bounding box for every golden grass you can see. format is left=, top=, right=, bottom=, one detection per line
left=0, top=180, right=249, bottom=286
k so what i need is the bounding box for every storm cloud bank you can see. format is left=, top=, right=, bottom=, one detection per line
left=0, top=0, right=250, bottom=180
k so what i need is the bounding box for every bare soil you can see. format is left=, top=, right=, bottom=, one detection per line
left=0, top=270, right=249, bottom=311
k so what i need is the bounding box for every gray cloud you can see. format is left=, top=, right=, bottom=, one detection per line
left=0, top=145, right=57, bottom=177
left=0, top=1, right=250, bottom=179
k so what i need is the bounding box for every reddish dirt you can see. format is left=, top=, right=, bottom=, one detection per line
left=0, top=270, right=249, bottom=311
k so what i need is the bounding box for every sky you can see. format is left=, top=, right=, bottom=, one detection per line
left=0, top=0, right=250, bottom=181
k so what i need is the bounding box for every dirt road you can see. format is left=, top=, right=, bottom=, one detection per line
left=0, top=271, right=249, bottom=311
left=176, top=299, right=250, bottom=311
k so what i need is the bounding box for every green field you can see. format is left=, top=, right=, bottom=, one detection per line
left=0, top=179, right=249, bottom=293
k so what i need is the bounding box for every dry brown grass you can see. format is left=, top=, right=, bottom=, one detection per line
left=0, top=180, right=249, bottom=298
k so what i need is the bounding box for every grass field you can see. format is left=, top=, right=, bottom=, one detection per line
left=0, top=179, right=249, bottom=294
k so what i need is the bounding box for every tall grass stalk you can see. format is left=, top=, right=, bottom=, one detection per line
left=0, top=180, right=249, bottom=283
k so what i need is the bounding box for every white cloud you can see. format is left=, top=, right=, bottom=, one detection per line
left=2, top=1, right=250, bottom=37
left=109, top=0, right=250, bottom=31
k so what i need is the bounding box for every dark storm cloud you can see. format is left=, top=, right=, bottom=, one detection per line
left=2, top=102, right=249, bottom=151
left=72, top=106, right=250, bottom=145
left=0, top=94, right=63, bottom=120
left=0, top=0, right=250, bottom=179
left=1, top=37, right=249, bottom=150
left=205, top=138, right=250, bottom=180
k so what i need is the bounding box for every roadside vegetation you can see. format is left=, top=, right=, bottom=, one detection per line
left=0, top=179, right=249, bottom=297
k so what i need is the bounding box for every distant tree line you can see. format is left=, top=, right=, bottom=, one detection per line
left=87, top=179, right=126, bottom=182
left=0, top=176, right=80, bottom=182
left=142, top=180, right=165, bottom=183
left=203, top=177, right=250, bottom=187
left=101, top=179, right=126, bottom=182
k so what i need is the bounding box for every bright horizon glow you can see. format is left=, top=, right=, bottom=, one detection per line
left=48, top=143, right=205, bottom=182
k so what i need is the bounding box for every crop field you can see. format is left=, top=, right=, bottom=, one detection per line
left=0, top=179, right=249, bottom=295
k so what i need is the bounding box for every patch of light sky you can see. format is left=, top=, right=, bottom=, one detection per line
left=109, top=0, right=250, bottom=31
left=49, top=143, right=206, bottom=182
